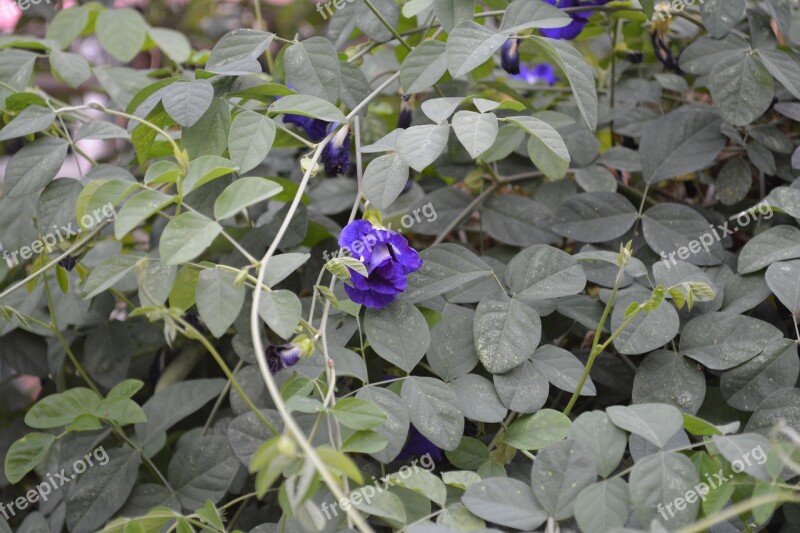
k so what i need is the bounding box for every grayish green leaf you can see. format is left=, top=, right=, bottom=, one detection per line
left=461, top=478, right=547, bottom=530
left=2, top=137, right=68, bottom=198
left=552, top=192, right=638, bottom=243
left=365, top=300, right=430, bottom=372
left=710, top=53, right=774, bottom=127
left=228, top=111, right=276, bottom=173
left=738, top=225, right=800, bottom=274
left=258, top=289, right=301, bottom=340
left=473, top=294, right=541, bottom=374
left=196, top=269, right=245, bottom=338
left=531, top=439, right=597, bottom=520
left=629, top=452, right=699, bottom=529
left=532, top=344, right=596, bottom=396
left=633, top=350, right=706, bottom=415
left=169, top=435, right=239, bottom=510
left=397, top=122, right=450, bottom=172
left=450, top=374, right=507, bottom=423
left=568, top=411, right=627, bottom=478
left=401, top=376, right=464, bottom=450
left=607, top=403, right=683, bottom=448
left=446, top=21, right=506, bottom=78
left=427, top=311, right=479, bottom=382
left=283, top=37, right=341, bottom=103
left=363, top=153, right=410, bottom=210
left=766, top=259, right=800, bottom=314
left=159, top=212, right=222, bottom=266
left=401, top=41, right=448, bottom=94
left=505, top=245, right=587, bottom=303
left=721, top=339, right=799, bottom=412
left=96, top=9, right=147, bottom=62
left=574, top=479, right=630, bottom=533
left=214, top=177, right=282, bottom=220
left=162, top=80, right=214, bottom=127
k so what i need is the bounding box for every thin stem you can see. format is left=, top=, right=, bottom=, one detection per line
left=676, top=492, right=800, bottom=533
left=363, top=0, right=413, bottom=51
left=174, top=316, right=278, bottom=435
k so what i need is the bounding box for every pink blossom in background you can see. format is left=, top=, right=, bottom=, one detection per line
left=0, top=0, right=22, bottom=32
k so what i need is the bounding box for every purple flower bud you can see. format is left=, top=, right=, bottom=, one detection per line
left=283, top=114, right=330, bottom=142
left=500, top=39, right=520, bottom=75
left=321, top=124, right=351, bottom=176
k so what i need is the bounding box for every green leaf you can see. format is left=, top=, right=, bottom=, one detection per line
left=432, top=0, right=474, bottom=32
left=161, top=80, right=214, bottom=127
left=445, top=437, right=489, bottom=470
left=351, top=490, right=405, bottom=524
left=114, top=189, right=175, bottom=239
left=574, top=479, right=631, bottom=533
left=642, top=203, right=722, bottom=266
left=629, top=452, right=699, bottom=529
left=529, top=36, right=597, bottom=130
left=168, top=435, right=239, bottom=510
left=700, top=0, right=746, bottom=38
left=196, top=269, right=245, bottom=338
left=66, top=448, right=142, bottom=533
left=74, top=120, right=130, bottom=141
left=494, top=358, right=549, bottom=413
left=451, top=111, right=498, bottom=159
left=264, top=252, right=310, bottom=287
left=283, top=37, right=340, bottom=103
left=738, top=225, right=800, bottom=274
left=148, top=27, right=191, bottom=64
left=680, top=34, right=750, bottom=75
left=680, top=312, right=782, bottom=370
left=94, top=397, right=147, bottom=426
left=214, top=177, right=282, bottom=220
left=96, top=8, right=148, bottom=63
left=135, top=379, right=227, bottom=447
left=499, top=0, right=571, bottom=33
left=228, top=111, right=277, bottom=174
left=607, top=403, right=684, bottom=448
left=400, top=40, right=448, bottom=94
left=530, top=439, right=597, bottom=520
left=633, top=350, right=706, bottom=415
left=504, top=409, right=571, bottom=450
left=50, top=49, right=91, bottom=88
left=462, top=478, right=547, bottom=530
left=445, top=21, right=506, bottom=78
left=364, top=300, right=430, bottom=372
left=552, top=192, right=638, bottom=243
left=532, top=345, right=596, bottom=396
left=757, top=48, right=800, bottom=101
left=473, top=294, right=541, bottom=374
left=159, top=212, right=222, bottom=266
left=362, top=153, right=410, bottom=210
left=610, top=292, right=680, bottom=355
left=641, top=107, right=726, bottom=184
left=82, top=255, right=142, bottom=299
left=721, top=339, right=799, bottom=412
left=710, top=53, right=774, bottom=127
left=2, top=137, right=68, bottom=198
left=24, top=387, right=102, bottom=428
left=341, top=430, right=389, bottom=454
left=401, top=376, right=464, bottom=450
left=766, top=260, right=800, bottom=315
left=269, top=94, right=346, bottom=123
left=427, top=312, right=479, bottom=382
left=316, top=446, right=364, bottom=484
left=182, top=98, right=230, bottom=159
left=568, top=411, right=627, bottom=478
left=46, top=7, right=90, bottom=49
left=356, top=387, right=410, bottom=463
left=504, top=244, right=586, bottom=303
left=450, top=374, right=507, bottom=423
left=744, top=388, right=800, bottom=439
left=331, top=398, right=387, bottom=430
left=205, top=29, right=274, bottom=75
left=481, top=195, right=559, bottom=247
left=108, top=379, right=145, bottom=399
left=4, top=433, right=56, bottom=484
left=257, top=289, right=301, bottom=339
left=182, top=155, right=238, bottom=195
left=716, top=157, right=752, bottom=206
left=404, top=244, right=494, bottom=303
left=0, top=105, right=55, bottom=141
left=397, top=122, right=450, bottom=172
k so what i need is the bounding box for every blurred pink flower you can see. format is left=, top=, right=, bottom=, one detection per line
left=0, top=0, right=22, bottom=32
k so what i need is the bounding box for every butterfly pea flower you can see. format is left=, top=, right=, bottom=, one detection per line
left=540, top=0, right=611, bottom=40
left=500, top=39, right=521, bottom=75
left=514, top=63, right=558, bottom=86
left=320, top=123, right=351, bottom=176
left=397, top=94, right=413, bottom=130
left=283, top=114, right=329, bottom=143
left=266, top=335, right=315, bottom=375
left=338, top=219, right=423, bottom=309
left=58, top=255, right=80, bottom=271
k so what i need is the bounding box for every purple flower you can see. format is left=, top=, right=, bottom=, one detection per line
left=338, top=219, right=423, bottom=309
left=266, top=343, right=302, bottom=374
left=283, top=114, right=329, bottom=142
left=514, top=63, right=558, bottom=86
left=500, top=39, right=520, bottom=75
left=321, top=124, right=351, bottom=176
left=540, top=0, right=610, bottom=40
